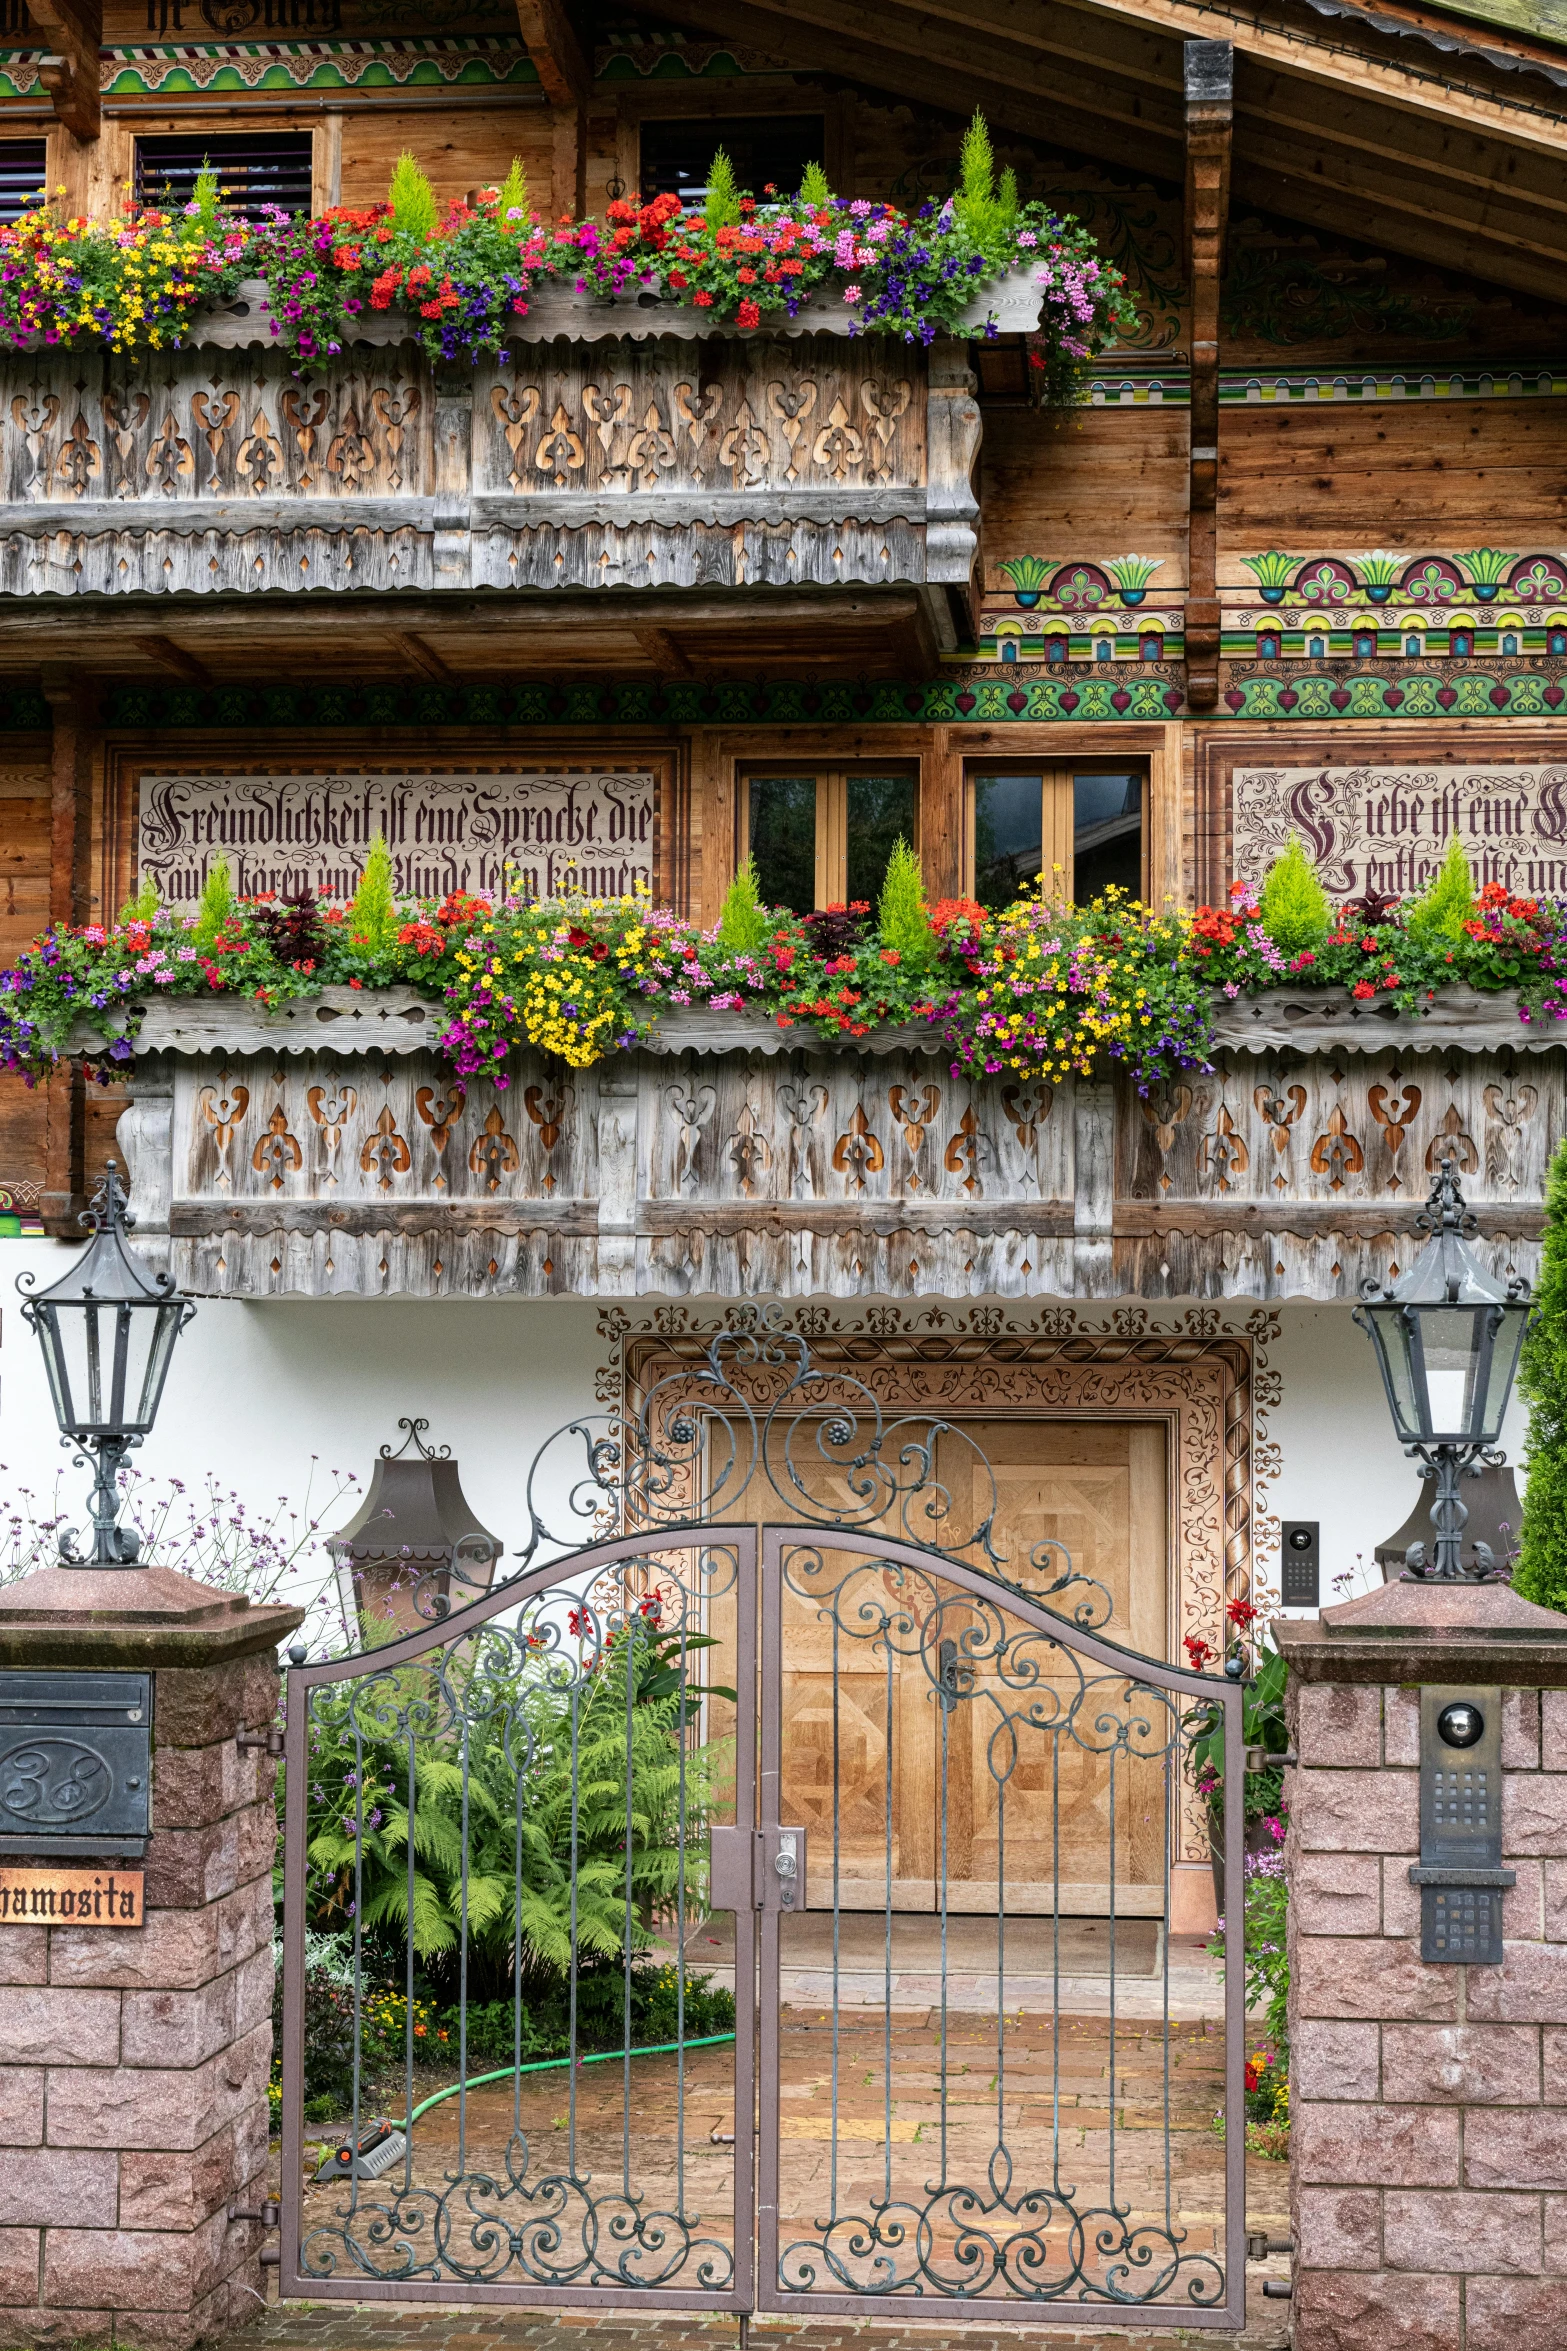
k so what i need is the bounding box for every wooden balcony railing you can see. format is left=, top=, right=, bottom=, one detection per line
left=99, top=988, right=1556, bottom=1304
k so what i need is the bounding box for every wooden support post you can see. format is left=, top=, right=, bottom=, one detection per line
left=1183, top=38, right=1231, bottom=716
left=42, top=665, right=95, bottom=1231
left=30, top=0, right=101, bottom=144
left=516, top=0, right=590, bottom=218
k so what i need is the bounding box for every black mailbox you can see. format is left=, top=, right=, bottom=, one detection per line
left=0, top=1672, right=152, bottom=1857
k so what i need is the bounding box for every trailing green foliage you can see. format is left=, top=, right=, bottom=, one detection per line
left=387, top=150, right=438, bottom=243
left=1515, top=1131, right=1567, bottom=1610
left=877, top=837, right=935, bottom=963
left=1258, top=835, right=1331, bottom=957
left=191, top=853, right=235, bottom=951
left=346, top=834, right=399, bottom=956
left=704, top=147, right=741, bottom=230
left=1405, top=834, right=1477, bottom=945
left=718, top=855, right=770, bottom=956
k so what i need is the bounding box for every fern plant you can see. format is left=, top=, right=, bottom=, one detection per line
left=387, top=150, right=438, bottom=244
left=1405, top=834, right=1476, bottom=945
left=1258, top=835, right=1331, bottom=957
left=718, top=855, right=771, bottom=956
left=304, top=1618, right=730, bottom=1994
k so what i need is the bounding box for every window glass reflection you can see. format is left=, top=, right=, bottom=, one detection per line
left=748, top=775, right=817, bottom=913
left=845, top=773, right=917, bottom=906
left=973, top=773, right=1043, bottom=910
left=1073, top=772, right=1143, bottom=902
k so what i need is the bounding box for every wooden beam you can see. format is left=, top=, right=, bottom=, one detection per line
left=633, top=627, right=696, bottom=678
left=515, top=0, right=590, bottom=110
left=41, top=662, right=95, bottom=1231
left=1184, top=38, right=1231, bottom=717
left=133, top=634, right=209, bottom=685
left=29, top=0, right=100, bottom=143
left=390, top=631, right=455, bottom=683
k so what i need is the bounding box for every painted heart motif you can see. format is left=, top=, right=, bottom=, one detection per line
left=1329, top=688, right=1351, bottom=712
left=905, top=689, right=925, bottom=714
left=1277, top=688, right=1298, bottom=711
left=955, top=689, right=976, bottom=716
left=1007, top=688, right=1029, bottom=714
left=1110, top=688, right=1131, bottom=713
left=1490, top=684, right=1511, bottom=709
left=1163, top=687, right=1184, bottom=712
left=1383, top=687, right=1404, bottom=709
left=1436, top=685, right=1458, bottom=709
left=1224, top=688, right=1245, bottom=712
left=1545, top=685, right=1564, bottom=709
left=1057, top=688, right=1079, bottom=713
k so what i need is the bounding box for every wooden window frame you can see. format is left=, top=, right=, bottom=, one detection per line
left=964, top=757, right=1150, bottom=907
left=737, top=760, right=920, bottom=908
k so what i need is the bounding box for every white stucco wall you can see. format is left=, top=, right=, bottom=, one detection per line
left=0, top=1246, right=1533, bottom=1632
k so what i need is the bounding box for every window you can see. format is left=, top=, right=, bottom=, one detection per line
left=741, top=766, right=918, bottom=914
left=134, top=132, right=314, bottom=222
left=1354, top=630, right=1378, bottom=659
left=1405, top=630, right=1425, bottom=657
left=640, top=115, right=827, bottom=207
left=970, top=765, right=1145, bottom=910
left=1502, top=631, right=1520, bottom=656
left=1256, top=630, right=1280, bottom=660
left=0, top=140, right=45, bottom=225
left=1306, top=634, right=1327, bottom=661
left=1451, top=628, right=1473, bottom=657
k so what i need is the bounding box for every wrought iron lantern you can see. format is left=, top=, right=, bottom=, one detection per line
left=327, top=1417, right=502, bottom=1635
left=1354, top=1158, right=1532, bottom=1582
left=17, top=1163, right=195, bottom=1565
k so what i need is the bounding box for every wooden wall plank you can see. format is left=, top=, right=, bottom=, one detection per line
left=981, top=408, right=1190, bottom=587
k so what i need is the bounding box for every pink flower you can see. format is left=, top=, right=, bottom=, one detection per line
left=842, top=284, right=862, bottom=304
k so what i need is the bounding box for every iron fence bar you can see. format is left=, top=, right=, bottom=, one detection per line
left=404, top=1727, right=417, bottom=2200
left=1223, top=1663, right=1248, bottom=2330
left=280, top=1656, right=308, bottom=2292
left=757, top=1526, right=785, bottom=2316
left=732, top=1531, right=759, bottom=2315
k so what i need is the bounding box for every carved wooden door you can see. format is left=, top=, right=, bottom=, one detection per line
left=772, top=1419, right=1169, bottom=1911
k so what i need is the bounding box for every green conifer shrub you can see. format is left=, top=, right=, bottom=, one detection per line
left=1405, top=834, right=1477, bottom=945
left=1514, top=1132, right=1567, bottom=1611
left=494, top=157, right=529, bottom=230
left=1258, top=834, right=1331, bottom=957
left=704, top=149, right=741, bottom=230
left=388, top=152, right=438, bottom=245
left=718, top=856, right=770, bottom=957
left=348, top=834, right=400, bottom=954
left=798, top=161, right=832, bottom=207
left=192, top=854, right=235, bottom=951
left=117, top=874, right=159, bottom=925
left=878, top=838, right=934, bottom=961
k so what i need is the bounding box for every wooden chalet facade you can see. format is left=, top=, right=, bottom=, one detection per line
left=0, top=0, right=1560, bottom=1925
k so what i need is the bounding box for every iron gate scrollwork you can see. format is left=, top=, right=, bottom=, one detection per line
left=279, top=1311, right=1247, bottom=2328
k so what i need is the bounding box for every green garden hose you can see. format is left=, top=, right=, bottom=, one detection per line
left=404, top=2029, right=737, bottom=2125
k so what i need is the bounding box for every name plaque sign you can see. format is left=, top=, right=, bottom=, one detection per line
left=0, top=1868, right=144, bottom=1926
left=136, top=769, right=656, bottom=905
left=1233, top=762, right=1567, bottom=901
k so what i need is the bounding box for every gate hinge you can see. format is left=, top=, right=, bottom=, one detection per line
left=1245, top=2231, right=1293, bottom=2261
left=230, top=2197, right=280, bottom=2261
left=1244, top=1746, right=1296, bottom=1775
left=237, top=1727, right=285, bottom=1757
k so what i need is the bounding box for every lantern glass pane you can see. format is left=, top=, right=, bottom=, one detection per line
left=1415, top=1305, right=1488, bottom=1442
left=1478, top=1303, right=1530, bottom=1443
left=1366, top=1304, right=1423, bottom=1442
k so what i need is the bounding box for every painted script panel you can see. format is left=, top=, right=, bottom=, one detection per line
left=1233, top=764, right=1567, bottom=899
left=0, top=1867, right=144, bottom=1925
left=137, top=770, right=656, bottom=904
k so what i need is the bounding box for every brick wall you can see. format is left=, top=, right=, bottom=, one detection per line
left=1288, top=1673, right=1567, bottom=2351
left=0, top=1648, right=280, bottom=2351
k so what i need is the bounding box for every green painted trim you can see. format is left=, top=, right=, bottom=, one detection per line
left=0, top=38, right=537, bottom=102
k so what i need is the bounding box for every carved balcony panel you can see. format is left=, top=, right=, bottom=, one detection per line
left=100, top=992, right=1559, bottom=1304
left=0, top=307, right=982, bottom=601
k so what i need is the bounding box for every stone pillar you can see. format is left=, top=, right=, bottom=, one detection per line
left=0, top=1562, right=302, bottom=2351
left=1277, top=1579, right=1567, bottom=2351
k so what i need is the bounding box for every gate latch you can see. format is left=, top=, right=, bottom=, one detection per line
left=708, top=1824, right=807, bottom=1912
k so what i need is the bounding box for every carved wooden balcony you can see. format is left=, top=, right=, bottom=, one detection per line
left=0, top=275, right=1033, bottom=604
left=102, top=987, right=1557, bottom=1304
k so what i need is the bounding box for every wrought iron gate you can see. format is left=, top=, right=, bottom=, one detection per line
left=279, top=1321, right=1247, bottom=2325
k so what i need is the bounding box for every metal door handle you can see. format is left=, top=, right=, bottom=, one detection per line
left=769, top=1825, right=806, bottom=1912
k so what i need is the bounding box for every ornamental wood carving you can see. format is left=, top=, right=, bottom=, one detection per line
left=110, top=1003, right=1556, bottom=1308
left=0, top=336, right=966, bottom=597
